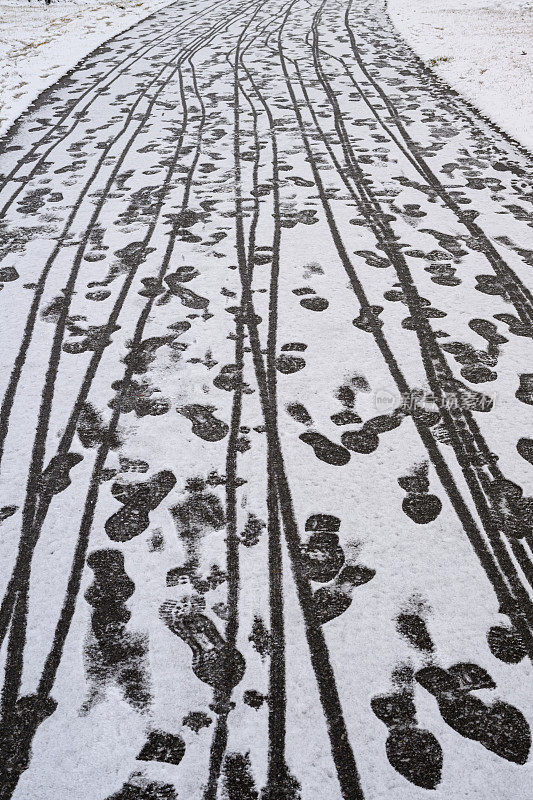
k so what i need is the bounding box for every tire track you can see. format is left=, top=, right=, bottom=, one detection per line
left=0, top=3, right=531, bottom=798
left=268, top=0, right=533, bottom=657
left=0, top=0, right=258, bottom=736
left=335, top=0, right=533, bottom=327
left=238, top=15, right=289, bottom=794
left=228, top=5, right=367, bottom=798
left=0, top=59, right=192, bottom=655
left=0, top=0, right=213, bottom=205
left=307, top=1, right=533, bottom=620
left=0, top=2, right=228, bottom=468
left=201, top=8, right=265, bottom=798
left=0, top=27, right=212, bottom=800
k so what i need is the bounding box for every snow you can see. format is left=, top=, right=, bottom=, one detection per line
left=1, top=1, right=531, bottom=148
left=0, top=1, right=532, bottom=798
left=387, top=0, right=533, bottom=151
left=0, top=0, right=173, bottom=136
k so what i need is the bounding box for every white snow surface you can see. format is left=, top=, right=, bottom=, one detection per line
left=0, top=0, right=173, bottom=136
left=0, top=2, right=531, bottom=799
left=1, top=1, right=531, bottom=147
left=387, top=0, right=533, bottom=151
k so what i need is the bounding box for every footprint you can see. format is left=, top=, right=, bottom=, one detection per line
left=330, top=410, right=362, bottom=426
left=398, top=463, right=442, bottom=524
left=300, top=296, right=329, bottom=312
left=425, top=263, right=461, bottom=287
left=138, top=277, right=164, bottom=298
left=63, top=321, right=119, bottom=356
left=494, top=313, right=532, bottom=338
left=420, top=230, right=467, bottom=259
left=305, top=513, right=340, bottom=532
left=396, top=612, right=435, bottom=654
left=371, top=689, right=443, bottom=789
left=213, top=364, right=241, bottom=392
left=334, top=376, right=371, bottom=420
left=475, top=274, right=510, bottom=301
left=314, top=564, right=375, bottom=624
left=243, top=690, right=267, bottom=709
left=469, top=318, right=508, bottom=346
left=416, top=663, right=531, bottom=764
left=84, top=252, right=106, bottom=263
left=281, top=209, right=318, bottom=228
left=249, top=615, right=271, bottom=661
left=159, top=602, right=245, bottom=692
left=402, top=204, right=427, bottom=219
left=401, top=494, right=442, bottom=525
left=240, top=513, right=266, bottom=547
left=137, top=730, right=185, bottom=766
left=340, top=427, right=379, bottom=454
left=173, top=209, right=201, bottom=228
left=110, top=379, right=171, bottom=418
left=368, top=412, right=406, bottom=434
left=0, top=505, right=17, bottom=524
left=0, top=267, right=19, bottom=282
left=78, top=402, right=122, bottom=449
left=106, top=778, right=177, bottom=800
left=166, top=266, right=199, bottom=286
left=442, top=328, right=502, bottom=384
left=85, top=549, right=151, bottom=712
left=487, top=625, right=527, bottom=664
left=119, top=457, right=149, bottom=474
left=124, top=335, right=176, bottom=374
left=86, top=290, right=111, bottom=302
left=340, top=409, right=404, bottom=454
left=517, top=437, right=533, bottom=466
left=287, top=175, right=314, bottom=187
left=460, top=363, right=498, bottom=384
left=402, top=304, right=447, bottom=329
left=281, top=342, right=307, bottom=352
left=352, top=305, right=384, bottom=332
left=183, top=711, right=212, bottom=733
left=177, top=404, right=229, bottom=442
left=516, top=374, right=533, bottom=405
left=105, top=471, right=176, bottom=542
left=171, top=477, right=225, bottom=540
left=299, top=432, right=350, bottom=466
left=167, top=320, right=191, bottom=334
left=354, top=250, right=390, bottom=269
left=336, top=384, right=356, bottom=408
left=286, top=402, right=313, bottom=425
left=276, top=354, right=306, bottom=374
left=39, top=452, right=83, bottom=497
left=488, top=478, right=533, bottom=538
left=300, top=514, right=344, bottom=582
left=165, top=282, right=209, bottom=310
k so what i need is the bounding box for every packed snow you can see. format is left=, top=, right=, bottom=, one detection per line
left=0, top=0, right=172, bottom=136
left=387, top=0, right=533, bottom=151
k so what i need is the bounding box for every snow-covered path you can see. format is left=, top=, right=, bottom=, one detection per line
left=0, top=1, right=532, bottom=798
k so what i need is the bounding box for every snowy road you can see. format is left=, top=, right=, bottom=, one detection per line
left=0, top=1, right=532, bottom=798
